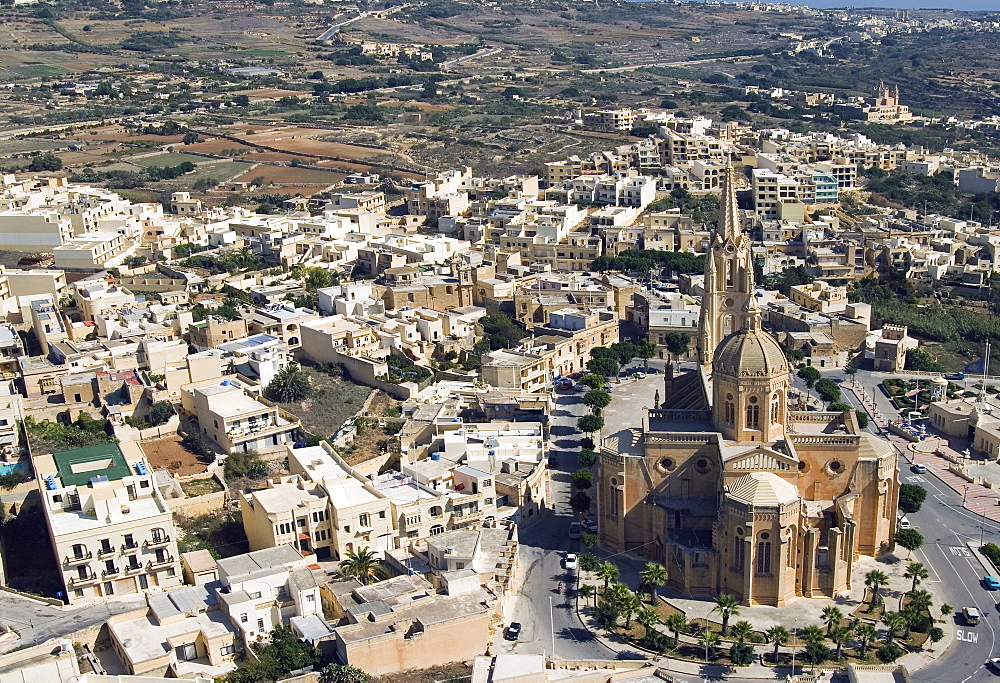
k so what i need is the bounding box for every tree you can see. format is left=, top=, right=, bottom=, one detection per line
left=618, top=585, right=642, bottom=629
left=908, top=589, right=933, bottom=617
left=571, top=468, right=594, bottom=489
left=901, top=604, right=922, bottom=639
left=265, top=362, right=312, bottom=403
left=0, top=472, right=25, bottom=490
left=479, top=313, right=527, bottom=350
left=877, top=641, right=904, bottom=663
left=581, top=532, right=598, bottom=549
left=815, top=378, right=842, bottom=404
left=27, top=153, right=62, bottom=172
left=224, top=449, right=264, bottom=480
left=729, top=620, right=753, bottom=644
left=579, top=553, right=599, bottom=572
left=822, top=605, right=843, bottom=636
left=319, top=664, right=370, bottom=683
left=578, top=448, right=597, bottom=468
left=639, top=562, right=668, bottom=604
left=224, top=626, right=318, bottom=683
left=339, top=547, right=386, bottom=585
left=765, top=625, right=790, bottom=661
left=929, top=626, right=944, bottom=647
left=591, top=600, right=621, bottom=630
left=577, top=414, right=604, bottom=435
left=899, top=483, right=927, bottom=513
left=232, top=94, right=250, bottom=107
left=865, top=569, right=889, bottom=608
left=666, top=612, right=689, bottom=645
left=569, top=491, right=591, bottom=515
left=905, top=347, right=944, bottom=372
left=587, top=355, right=620, bottom=378
left=829, top=625, right=852, bottom=660
left=904, top=561, right=929, bottom=594
left=801, top=624, right=825, bottom=648
left=635, top=605, right=660, bottom=639
left=664, top=331, right=690, bottom=368
left=882, top=612, right=906, bottom=643
left=183, top=131, right=200, bottom=144
left=581, top=373, right=605, bottom=390
left=712, top=592, right=740, bottom=635
left=855, top=409, right=870, bottom=429
left=698, top=629, right=720, bottom=662
left=595, top=561, right=620, bottom=592
left=854, top=622, right=877, bottom=658
left=635, top=340, right=657, bottom=371
left=797, top=365, right=821, bottom=393
left=583, top=389, right=612, bottom=413
left=578, top=583, right=596, bottom=606
left=148, top=400, right=175, bottom=426
left=940, top=603, right=953, bottom=620
left=181, top=430, right=215, bottom=460
left=894, top=528, right=924, bottom=557
left=803, top=642, right=830, bottom=665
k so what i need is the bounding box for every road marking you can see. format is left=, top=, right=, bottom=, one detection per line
left=907, top=475, right=927, bottom=483
left=957, top=629, right=980, bottom=643
left=951, top=546, right=973, bottom=558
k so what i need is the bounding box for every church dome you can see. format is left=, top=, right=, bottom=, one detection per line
left=714, top=326, right=789, bottom=378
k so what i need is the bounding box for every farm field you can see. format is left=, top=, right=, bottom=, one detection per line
left=232, top=165, right=345, bottom=185
left=132, top=152, right=214, bottom=168
left=151, top=160, right=253, bottom=188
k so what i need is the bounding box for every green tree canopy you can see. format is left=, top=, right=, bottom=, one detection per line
left=265, top=362, right=312, bottom=403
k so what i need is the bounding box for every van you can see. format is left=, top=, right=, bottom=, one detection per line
left=964, top=606, right=982, bottom=625
left=898, top=517, right=912, bottom=529
left=569, top=522, right=581, bottom=540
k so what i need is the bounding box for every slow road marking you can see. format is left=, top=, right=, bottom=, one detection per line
left=957, top=629, right=980, bottom=644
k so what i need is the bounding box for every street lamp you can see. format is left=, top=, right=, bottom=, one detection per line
left=791, top=618, right=798, bottom=676
left=964, top=485, right=970, bottom=505
left=549, top=595, right=555, bottom=660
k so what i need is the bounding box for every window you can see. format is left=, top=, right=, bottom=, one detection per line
left=378, top=510, right=386, bottom=519
left=277, top=523, right=291, bottom=535
left=405, top=514, right=421, bottom=526
left=151, top=528, right=164, bottom=543
left=456, top=562, right=465, bottom=570
left=257, top=618, right=265, bottom=632
left=757, top=538, right=772, bottom=574
left=166, top=568, right=175, bottom=577
left=733, top=537, right=745, bottom=570
left=240, top=614, right=248, bottom=623
left=746, top=399, right=760, bottom=429
left=724, top=394, right=735, bottom=425
left=430, top=524, right=444, bottom=536
left=485, top=498, right=493, bottom=506
left=771, top=394, right=780, bottom=425
left=429, top=506, right=443, bottom=518
left=72, top=544, right=87, bottom=559
left=306, top=593, right=315, bottom=603
left=100, top=539, right=112, bottom=553
left=175, top=643, right=197, bottom=662
left=359, top=513, right=370, bottom=527
left=222, top=644, right=236, bottom=656
left=140, top=480, right=149, bottom=488
left=297, top=518, right=306, bottom=527
left=74, top=588, right=84, bottom=598
left=103, top=582, right=114, bottom=596
left=482, top=479, right=491, bottom=488
left=251, top=591, right=262, bottom=599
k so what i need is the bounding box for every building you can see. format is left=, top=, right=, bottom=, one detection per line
left=597, top=168, right=899, bottom=606
left=35, top=441, right=183, bottom=604
left=181, top=380, right=300, bottom=455
left=873, top=324, right=917, bottom=372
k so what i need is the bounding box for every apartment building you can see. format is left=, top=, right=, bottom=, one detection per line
left=583, top=108, right=639, bottom=132
left=35, top=441, right=182, bottom=605
left=189, top=316, right=249, bottom=352
left=182, top=380, right=301, bottom=455
left=790, top=280, right=849, bottom=314
left=247, top=304, right=319, bottom=351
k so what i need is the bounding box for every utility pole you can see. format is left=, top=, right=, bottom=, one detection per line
left=549, top=595, right=556, bottom=660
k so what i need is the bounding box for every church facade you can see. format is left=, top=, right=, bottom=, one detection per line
left=596, top=168, right=899, bottom=606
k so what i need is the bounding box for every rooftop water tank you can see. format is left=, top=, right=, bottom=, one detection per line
left=221, top=379, right=231, bottom=386
left=45, top=476, right=57, bottom=490
left=431, top=452, right=442, bottom=461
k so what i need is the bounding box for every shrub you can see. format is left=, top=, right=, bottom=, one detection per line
left=982, top=543, right=1000, bottom=569
left=578, top=448, right=596, bottom=468
left=580, top=437, right=595, bottom=450
left=0, top=472, right=25, bottom=490
left=877, top=641, right=904, bottom=663
left=148, top=401, right=175, bottom=426
left=579, top=553, right=599, bottom=572
left=803, top=643, right=829, bottom=665
left=225, top=450, right=263, bottom=480
left=182, top=431, right=215, bottom=460
left=730, top=642, right=756, bottom=666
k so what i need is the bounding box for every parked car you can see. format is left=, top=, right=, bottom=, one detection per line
left=912, top=463, right=927, bottom=474
left=602, top=385, right=614, bottom=393
left=505, top=622, right=522, bottom=640
left=564, top=553, right=577, bottom=571
left=983, top=575, right=1000, bottom=590
left=965, top=606, right=982, bottom=625
left=986, top=657, right=1000, bottom=672
left=582, top=519, right=598, bottom=533
left=633, top=372, right=646, bottom=379
left=548, top=455, right=558, bottom=468
left=569, top=522, right=581, bottom=539
left=946, top=372, right=966, bottom=381
left=898, top=517, right=912, bottom=529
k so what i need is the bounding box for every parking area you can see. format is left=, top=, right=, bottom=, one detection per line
left=599, top=364, right=670, bottom=436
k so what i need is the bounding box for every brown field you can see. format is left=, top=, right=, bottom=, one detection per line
left=242, top=151, right=308, bottom=163
left=233, top=165, right=345, bottom=185
left=184, top=138, right=258, bottom=155
left=141, top=435, right=211, bottom=476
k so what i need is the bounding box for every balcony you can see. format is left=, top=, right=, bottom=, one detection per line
left=69, top=571, right=97, bottom=586
left=123, top=563, right=144, bottom=575
left=102, top=566, right=120, bottom=578
left=144, top=535, right=170, bottom=548
left=121, top=542, right=140, bottom=554
left=147, top=555, right=175, bottom=569
left=64, top=552, right=93, bottom=565
left=97, top=547, right=116, bottom=558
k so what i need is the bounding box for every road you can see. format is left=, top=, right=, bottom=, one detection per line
left=898, top=451, right=1000, bottom=683
left=498, top=388, right=611, bottom=660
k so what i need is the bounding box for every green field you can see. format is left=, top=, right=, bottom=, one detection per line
left=10, top=64, right=70, bottom=78
left=0, top=139, right=68, bottom=154
left=132, top=152, right=210, bottom=168
left=152, top=160, right=253, bottom=188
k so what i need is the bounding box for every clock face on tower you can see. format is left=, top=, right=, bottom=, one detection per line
left=725, top=298, right=735, bottom=309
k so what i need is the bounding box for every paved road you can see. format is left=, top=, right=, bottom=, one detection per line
left=498, top=389, right=612, bottom=660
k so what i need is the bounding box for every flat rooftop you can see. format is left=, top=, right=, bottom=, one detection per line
left=53, top=443, right=131, bottom=487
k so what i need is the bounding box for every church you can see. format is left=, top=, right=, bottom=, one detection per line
left=596, top=168, right=899, bottom=606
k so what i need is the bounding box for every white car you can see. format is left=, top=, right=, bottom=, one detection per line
left=564, top=553, right=577, bottom=571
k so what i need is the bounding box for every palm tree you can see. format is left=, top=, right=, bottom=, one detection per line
left=801, top=624, right=825, bottom=648
left=635, top=606, right=660, bottom=639
left=339, top=546, right=386, bottom=585
left=765, top=625, right=790, bottom=662
left=865, top=569, right=889, bottom=609
left=882, top=611, right=906, bottom=643
left=829, top=625, right=853, bottom=660
left=940, top=603, right=953, bottom=621
left=618, top=587, right=642, bottom=630
left=665, top=612, right=689, bottom=645
left=712, top=592, right=741, bottom=635
left=821, top=606, right=843, bottom=636
left=729, top=620, right=753, bottom=644
left=854, top=622, right=878, bottom=658
left=908, top=589, right=933, bottom=617
left=901, top=604, right=921, bottom=640
left=595, top=561, right=620, bottom=593
left=904, top=561, right=929, bottom=594
left=578, top=583, right=596, bottom=607
left=639, top=562, right=668, bottom=604
left=698, top=629, right=721, bottom=662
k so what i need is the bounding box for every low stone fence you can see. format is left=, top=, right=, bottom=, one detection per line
left=166, top=490, right=227, bottom=516
left=0, top=585, right=63, bottom=607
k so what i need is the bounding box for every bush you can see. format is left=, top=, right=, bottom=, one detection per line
left=899, top=483, right=927, bottom=513
left=580, top=437, right=595, bottom=450
left=877, top=641, right=904, bottom=663
left=731, top=642, right=756, bottom=666
left=578, top=448, right=596, bottom=468
left=148, top=401, right=175, bottom=426
left=572, top=468, right=594, bottom=489
left=579, top=553, right=599, bottom=572
left=182, top=431, right=215, bottom=460
left=0, top=472, right=25, bottom=490
left=982, top=542, right=1000, bottom=569
left=855, top=410, right=870, bottom=429
left=225, top=450, right=263, bottom=480
left=803, top=643, right=829, bottom=665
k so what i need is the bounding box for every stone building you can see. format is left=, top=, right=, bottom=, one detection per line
left=597, top=168, right=899, bottom=606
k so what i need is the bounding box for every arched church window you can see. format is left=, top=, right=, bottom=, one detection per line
left=771, top=393, right=781, bottom=425
left=724, top=394, right=735, bottom=425
left=723, top=314, right=734, bottom=336
left=746, top=397, right=760, bottom=429
left=727, top=261, right=735, bottom=287
left=757, top=537, right=772, bottom=574
left=733, top=537, right=745, bottom=570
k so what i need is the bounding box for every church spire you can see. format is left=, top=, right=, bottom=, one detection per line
left=744, top=293, right=762, bottom=332
left=721, top=165, right=741, bottom=240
